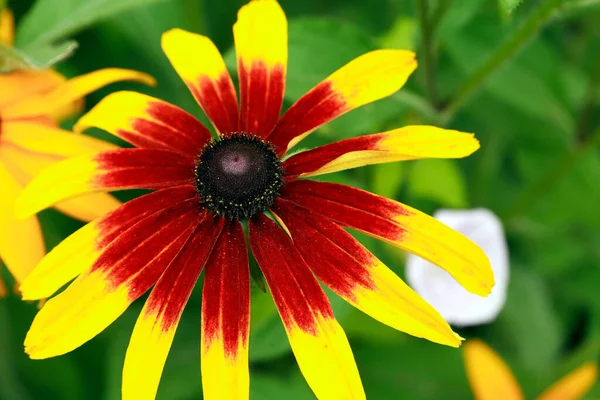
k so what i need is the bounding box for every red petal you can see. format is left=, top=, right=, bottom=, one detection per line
left=75, top=91, right=212, bottom=158
left=238, top=62, right=285, bottom=138
left=97, top=185, right=199, bottom=247
left=202, top=219, right=250, bottom=355
left=94, top=200, right=205, bottom=295
left=248, top=213, right=333, bottom=332
left=92, top=148, right=195, bottom=190
left=146, top=216, right=224, bottom=331
left=267, top=81, right=346, bottom=155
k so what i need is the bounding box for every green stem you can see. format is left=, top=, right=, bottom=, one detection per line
left=503, top=126, right=600, bottom=221
left=417, top=0, right=438, bottom=106
left=440, top=0, right=565, bottom=124
left=575, top=50, right=600, bottom=141
left=431, top=0, right=455, bottom=34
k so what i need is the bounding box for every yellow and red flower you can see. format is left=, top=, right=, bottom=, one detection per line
left=17, top=0, right=492, bottom=398
left=464, top=340, right=598, bottom=400
left=0, top=9, right=154, bottom=296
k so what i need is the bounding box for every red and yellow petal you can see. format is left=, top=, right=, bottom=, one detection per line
left=0, top=162, right=45, bottom=285
left=201, top=220, right=250, bottom=400
left=16, top=148, right=196, bottom=218
left=267, top=49, right=417, bottom=154
left=24, top=201, right=202, bottom=359
left=123, top=216, right=223, bottom=400
left=233, top=0, right=287, bottom=137
left=74, top=91, right=212, bottom=158
left=463, top=340, right=524, bottom=400
left=249, top=213, right=365, bottom=400
left=284, top=126, right=480, bottom=178
left=162, top=29, right=238, bottom=135
left=273, top=198, right=462, bottom=347
left=537, top=363, right=598, bottom=400
left=19, top=185, right=198, bottom=300
left=0, top=8, right=14, bottom=46
left=3, top=68, right=155, bottom=120
left=282, top=180, right=493, bottom=296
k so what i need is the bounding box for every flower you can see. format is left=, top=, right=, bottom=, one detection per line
left=0, top=8, right=155, bottom=296
left=17, top=0, right=493, bottom=398
left=406, top=208, right=509, bottom=326
left=464, top=340, right=598, bottom=400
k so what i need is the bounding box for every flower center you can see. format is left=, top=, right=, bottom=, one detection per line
left=195, top=133, right=283, bottom=220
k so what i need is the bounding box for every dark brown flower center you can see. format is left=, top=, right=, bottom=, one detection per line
left=195, top=133, right=283, bottom=220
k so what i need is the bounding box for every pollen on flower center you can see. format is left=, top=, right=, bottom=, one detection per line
left=195, top=133, right=283, bottom=220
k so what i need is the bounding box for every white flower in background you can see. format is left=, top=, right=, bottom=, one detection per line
left=406, top=208, right=509, bottom=327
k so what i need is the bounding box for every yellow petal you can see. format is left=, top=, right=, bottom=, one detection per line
left=25, top=271, right=133, bottom=359
left=0, top=162, right=45, bottom=285
left=1, top=121, right=117, bottom=157
left=284, top=126, right=480, bottom=178
left=463, top=340, right=524, bottom=400
left=19, top=221, right=102, bottom=301
left=0, top=8, right=14, bottom=46
left=287, top=317, right=365, bottom=400
left=233, top=0, right=287, bottom=137
left=0, top=70, right=65, bottom=110
left=3, top=68, right=156, bottom=120
left=537, top=363, right=598, bottom=400
left=53, top=194, right=121, bottom=223
left=161, top=29, right=238, bottom=134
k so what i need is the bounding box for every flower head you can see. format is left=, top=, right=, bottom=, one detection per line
left=407, top=208, right=509, bottom=326
left=464, top=340, right=598, bottom=400
left=17, top=0, right=493, bottom=398
left=0, top=8, right=154, bottom=296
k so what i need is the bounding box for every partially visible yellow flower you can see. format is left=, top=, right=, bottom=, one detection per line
left=0, top=8, right=155, bottom=296
left=464, top=340, right=598, bottom=400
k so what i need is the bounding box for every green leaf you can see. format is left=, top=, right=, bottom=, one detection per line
left=0, top=40, right=78, bottom=72
left=352, top=339, right=471, bottom=399
left=370, top=162, right=404, bottom=199
left=16, top=0, right=176, bottom=47
left=377, top=16, right=418, bottom=51
left=444, top=27, right=575, bottom=134
left=490, top=268, right=563, bottom=371
left=342, top=308, right=407, bottom=343
left=434, top=0, right=486, bottom=42
left=0, top=303, right=32, bottom=400
left=407, top=159, right=468, bottom=208
left=249, top=292, right=291, bottom=362
left=499, top=0, right=524, bottom=14
left=250, top=372, right=313, bottom=400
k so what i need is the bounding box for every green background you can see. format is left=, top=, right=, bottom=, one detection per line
left=1, top=0, right=600, bottom=398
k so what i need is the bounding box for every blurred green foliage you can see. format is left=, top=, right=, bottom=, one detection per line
left=1, top=0, right=600, bottom=398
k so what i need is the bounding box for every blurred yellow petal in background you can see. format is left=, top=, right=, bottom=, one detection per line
left=0, top=8, right=154, bottom=296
